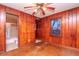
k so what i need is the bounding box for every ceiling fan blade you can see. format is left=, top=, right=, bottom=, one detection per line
left=47, top=3, right=53, bottom=5
left=32, top=12, right=36, bottom=15
left=40, top=8, right=45, bottom=15
left=47, top=7, right=55, bottom=10
left=24, top=6, right=35, bottom=8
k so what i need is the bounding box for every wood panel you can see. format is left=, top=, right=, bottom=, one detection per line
left=77, top=7, right=79, bottom=48
left=62, top=8, right=77, bottom=47
left=19, top=12, right=26, bottom=47
left=68, top=10, right=73, bottom=47
left=40, top=7, right=79, bottom=48
left=72, top=9, right=77, bottom=47
left=0, top=5, right=6, bottom=51
left=19, top=13, right=36, bottom=46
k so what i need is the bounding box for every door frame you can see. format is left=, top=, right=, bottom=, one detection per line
left=5, top=12, right=19, bottom=52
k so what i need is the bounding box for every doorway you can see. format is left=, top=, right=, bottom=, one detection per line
left=6, top=13, right=19, bottom=52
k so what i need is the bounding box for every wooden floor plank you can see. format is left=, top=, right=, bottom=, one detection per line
left=0, top=44, right=79, bottom=56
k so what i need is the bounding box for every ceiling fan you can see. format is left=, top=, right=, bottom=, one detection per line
left=24, top=3, right=55, bottom=16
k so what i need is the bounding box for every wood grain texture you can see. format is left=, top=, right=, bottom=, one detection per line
left=39, top=7, right=79, bottom=48
left=1, top=44, right=79, bottom=56
left=19, top=13, right=36, bottom=47
left=0, top=5, right=6, bottom=51
left=77, top=7, right=79, bottom=48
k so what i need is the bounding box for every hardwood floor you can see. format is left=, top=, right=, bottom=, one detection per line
left=0, top=43, right=79, bottom=56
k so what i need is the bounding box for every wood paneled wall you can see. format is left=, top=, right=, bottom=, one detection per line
left=39, top=7, right=79, bottom=48
left=0, top=5, right=36, bottom=51
left=77, top=7, right=79, bottom=48
left=0, top=5, right=6, bottom=51
left=19, top=13, right=36, bottom=47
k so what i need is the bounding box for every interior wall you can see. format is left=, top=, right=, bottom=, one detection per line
left=0, top=5, right=6, bottom=51
left=0, top=5, right=36, bottom=51
left=39, top=7, right=79, bottom=48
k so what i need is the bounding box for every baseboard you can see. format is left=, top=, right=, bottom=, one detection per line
left=50, top=43, right=79, bottom=51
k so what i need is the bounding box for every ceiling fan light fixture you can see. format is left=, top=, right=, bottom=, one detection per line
left=34, top=9, right=37, bottom=12
left=24, top=3, right=55, bottom=16
left=43, top=7, right=46, bottom=11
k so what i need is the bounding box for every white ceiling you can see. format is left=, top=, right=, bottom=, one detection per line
left=1, top=3, right=79, bottom=18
